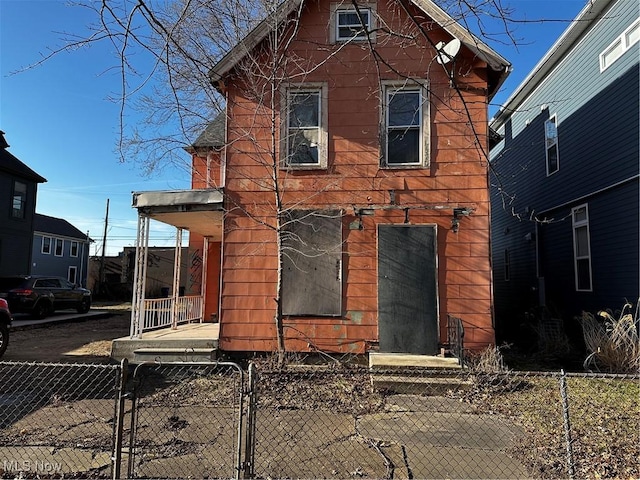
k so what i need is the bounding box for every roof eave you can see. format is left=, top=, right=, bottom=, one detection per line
left=490, top=0, right=614, bottom=130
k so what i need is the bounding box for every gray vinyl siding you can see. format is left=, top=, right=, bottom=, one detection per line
left=490, top=0, right=639, bottom=344
left=32, top=234, right=90, bottom=287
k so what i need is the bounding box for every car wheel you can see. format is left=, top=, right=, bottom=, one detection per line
left=77, top=298, right=91, bottom=314
left=0, top=323, right=8, bottom=358
left=32, top=301, right=49, bottom=319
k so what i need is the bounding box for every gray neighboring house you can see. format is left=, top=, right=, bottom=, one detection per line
left=0, top=131, right=47, bottom=276
left=32, top=213, right=92, bottom=287
left=489, top=0, right=639, bottom=346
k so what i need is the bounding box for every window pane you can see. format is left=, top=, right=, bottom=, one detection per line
left=573, top=206, right=587, bottom=223
left=12, top=181, right=27, bottom=218
left=575, top=226, right=589, bottom=257
left=388, top=128, right=419, bottom=164
left=547, top=146, right=558, bottom=173
left=545, top=117, right=557, bottom=146
left=337, top=10, right=369, bottom=39
left=55, top=239, right=64, bottom=256
left=602, top=40, right=623, bottom=68
left=289, top=130, right=319, bottom=164
left=625, top=21, right=639, bottom=47
left=577, top=258, right=591, bottom=290
left=389, top=91, right=420, bottom=127
left=289, top=93, right=319, bottom=127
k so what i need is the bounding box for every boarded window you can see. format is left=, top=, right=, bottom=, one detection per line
left=282, top=210, right=342, bottom=316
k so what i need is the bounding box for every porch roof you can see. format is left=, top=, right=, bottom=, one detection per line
left=132, top=189, right=224, bottom=240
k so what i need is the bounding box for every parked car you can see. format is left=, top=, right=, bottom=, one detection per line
left=0, top=298, right=11, bottom=358
left=0, top=275, right=91, bottom=319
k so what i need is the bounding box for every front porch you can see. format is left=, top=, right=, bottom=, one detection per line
left=110, top=188, right=224, bottom=364
left=111, top=322, right=220, bottom=363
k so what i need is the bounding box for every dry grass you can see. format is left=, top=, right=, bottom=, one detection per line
left=580, top=300, right=640, bottom=373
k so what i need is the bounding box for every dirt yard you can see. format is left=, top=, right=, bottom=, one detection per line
left=3, top=307, right=131, bottom=363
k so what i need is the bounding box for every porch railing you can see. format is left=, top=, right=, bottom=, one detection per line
left=142, top=295, right=204, bottom=332
left=447, top=314, right=465, bottom=367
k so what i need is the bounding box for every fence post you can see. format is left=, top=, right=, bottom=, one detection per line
left=242, top=363, right=257, bottom=479
left=112, top=359, right=128, bottom=480
left=559, top=370, right=575, bottom=479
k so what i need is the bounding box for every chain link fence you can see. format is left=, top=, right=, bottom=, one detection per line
left=0, top=362, right=121, bottom=479
left=0, top=360, right=637, bottom=479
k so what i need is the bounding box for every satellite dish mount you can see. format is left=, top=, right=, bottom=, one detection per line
left=435, top=38, right=461, bottom=83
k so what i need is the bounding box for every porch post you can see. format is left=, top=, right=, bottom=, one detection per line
left=171, top=227, right=183, bottom=329
left=130, top=215, right=150, bottom=338
left=200, top=236, right=209, bottom=323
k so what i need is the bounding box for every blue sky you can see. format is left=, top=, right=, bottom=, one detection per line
left=1, top=0, right=586, bottom=256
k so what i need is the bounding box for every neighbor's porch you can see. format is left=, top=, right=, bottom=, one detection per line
left=110, top=188, right=224, bottom=363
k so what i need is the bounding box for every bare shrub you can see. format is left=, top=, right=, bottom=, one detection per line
left=581, top=300, right=640, bottom=373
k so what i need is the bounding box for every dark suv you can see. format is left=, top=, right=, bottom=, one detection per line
left=0, top=275, right=91, bottom=319
left=0, top=298, right=11, bottom=358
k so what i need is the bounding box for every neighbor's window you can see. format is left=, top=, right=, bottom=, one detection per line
left=11, top=181, right=27, bottom=218
left=383, top=84, right=429, bottom=167
left=70, top=241, right=79, bottom=257
left=572, top=204, right=592, bottom=292
left=41, top=236, right=52, bottom=255
left=55, top=238, right=64, bottom=257
left=282, top=210, right=342, bottom=316
left=68, top=266, right=77, bottom=285
left=283, top=85, right=328, bottom=168
left=545, top=115, right=559, bottom=175
left=600, top=18, right=640, bottom=71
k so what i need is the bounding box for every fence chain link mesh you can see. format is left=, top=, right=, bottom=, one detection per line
left=0, top=362, right=120, bottom=479
left=0, top=360, right=637, bottom=479
left=124, top=362, right=244, bottom=479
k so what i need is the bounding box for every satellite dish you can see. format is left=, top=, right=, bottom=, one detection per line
left=436, top=38, right=461, bottom=65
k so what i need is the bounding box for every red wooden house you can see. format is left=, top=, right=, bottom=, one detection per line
left=123, top=0, right=510, bottom=361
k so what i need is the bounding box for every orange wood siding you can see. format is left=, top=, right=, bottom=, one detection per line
left=216, top=0, right=495, bottom=353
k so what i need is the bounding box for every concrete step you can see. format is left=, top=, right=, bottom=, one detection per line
left=368, top=352, right=468, bottom=395
left=132, top=347, right=217, bottom=363
left=369, top=352, right=463, bottom=370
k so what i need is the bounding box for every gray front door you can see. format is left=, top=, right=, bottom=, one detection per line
left=378, top=225, right=438, bottom=354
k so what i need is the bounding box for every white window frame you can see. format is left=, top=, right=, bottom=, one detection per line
left=70, top=240, right=79, bottom=257
left=600, top=18, right=640, bottom=71
left=382, top=81, right=430, bottom=168
left=281, top=83, right=328, bottom=169
left=330, top=3, right=376, bottom=43
left=41, top=236, right=52, bottom=255
left=54, top=238, right=64, bottom=257
left=545, top=114, right=559, bottom=176
left=572, top=204, right=593, bottom=292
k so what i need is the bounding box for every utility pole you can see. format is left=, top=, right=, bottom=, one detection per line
left=98, top=198, right=109, bottom=296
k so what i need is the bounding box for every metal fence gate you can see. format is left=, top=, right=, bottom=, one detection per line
left=115, top=360, right=245, bottom=479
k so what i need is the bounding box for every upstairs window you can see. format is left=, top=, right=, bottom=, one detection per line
left=41, top=236, right=52, bottom=255
left=331, top=4, right=375, bottom=43
left=383, top=83, right=429, bottom=167
left=545, top=115, right=559, bottom=175
left=12, top=181, right=27, bottom=218
left=336, top=8, right=370, bottom=41
left=600, top=18, right=640, bottom=71
left=283, top=85, right=328, bottom=168
left=70, top=241, right=79, bottom=257
left=55, top=238, right=64, bottom=257
left=572, top=204, right=592, bottom=292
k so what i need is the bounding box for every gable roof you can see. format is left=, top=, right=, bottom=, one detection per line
left=0, top=131, right=47, bottom=183
left=34, top=213, right=92, bottom=242
left=186, top=114, right=226, bottom=152
left=491, top=0, right=614, bottom=129
left=208, top=0, right=511, bottom=98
